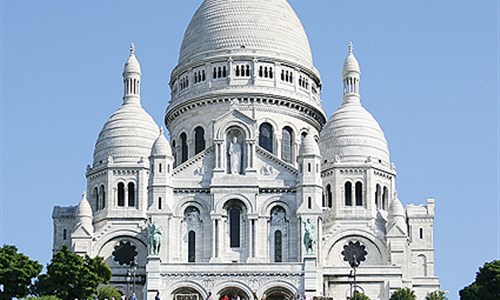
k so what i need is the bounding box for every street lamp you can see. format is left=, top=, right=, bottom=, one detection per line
left=126, top=270, right=132, bottom=298
left=130, top=259, right=138, bottom=299
left=341, top=241, right=367, bottom=300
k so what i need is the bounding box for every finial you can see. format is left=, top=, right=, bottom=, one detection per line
left=348, top=41, right=353, bottom=54
left=130, top=43, right=135, bottom=55
left=159, top=127, right=164, bottom=135
left=82, top=191, right=87, bottom=199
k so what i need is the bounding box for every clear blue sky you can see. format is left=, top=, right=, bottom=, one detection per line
left=1, top=1, right=498, bottom=299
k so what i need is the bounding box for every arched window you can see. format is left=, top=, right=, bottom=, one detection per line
left=383, top=186, right=389, bottom=210
left=375, top=184, right=381, bottom=208
left=158, top=197, right=162, bottom=210
left=180, top=133, right=188, bottom=163
left=355, top=182, right=363, bottom=206
left=229, top=207, right=241, bottom=247
left=417, top=255, right=427, bottom=276
left=63, top=229, right=67, bottom=240
left=117, top=182, right=125, bottom=207
left=326, top=184, right=333, bottom=208
left=128, top=182, right=135, bottom=207
left=308, top=197, right=312, bottom=209
left=188, top=231, right=196, bottom=262
left=281, top=127, right=293, bottom=163
left=194, top=127, right=205, bottom=155
left=259, top=123, right=273, bottom=153
left=419, top=228, right=424, bottom=239
left=93, top=187, right=99, bottom=210
left=345, top=182, right=352, bottom=206
left=274, top=230, right=282, bottom=262
left=100, top=185, right=106, bottom=209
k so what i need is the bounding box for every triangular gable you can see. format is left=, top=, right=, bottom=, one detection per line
left=213, top=108, right=256, bottom=140
left=173, top=147, right=215, bottom=186
left=386, top=224, right=407, bottom=237
left=71, top=224, right=92, bottom=238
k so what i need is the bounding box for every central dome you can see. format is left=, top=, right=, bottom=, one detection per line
left=179, top=0, right=313, bottom=67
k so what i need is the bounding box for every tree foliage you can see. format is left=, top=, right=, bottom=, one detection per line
left=0, top=245, right=43, bottom=300
left=459, top=260, right=500, bottom=300
left=35, top=245, right=111, bottom=300
left=97, top=286, right=122, bottom=300
left=426, top=290, right=447, bottom=300
left=351, top=291, right=370, bottom=300
left=389, top=288, right=416, bottom=300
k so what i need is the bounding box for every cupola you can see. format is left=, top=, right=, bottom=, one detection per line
left=319, top=43, right=390, bottom=165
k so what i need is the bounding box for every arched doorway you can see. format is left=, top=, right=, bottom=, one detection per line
left=262, top=287, right=295, bottom=300
left=217, top=287, right=250, bottom=300
left=172, top=287, right=203, bottom=300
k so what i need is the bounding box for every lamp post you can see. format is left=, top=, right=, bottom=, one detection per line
left=130, top=259, right=138, bottom=299
left=341, top=241, right=367, bottom=300
left=126, top=270, right=132, bottom=299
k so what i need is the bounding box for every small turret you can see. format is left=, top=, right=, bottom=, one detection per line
left=387, top=192, right=408, bottom=234
left=342, top=42, right=361, bottom=103
left=75, top=191, right=93, bottom=232
left=123, top=43, right=142, bottom=105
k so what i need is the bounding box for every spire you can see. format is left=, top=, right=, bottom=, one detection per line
left=342, top=42, right=361, bottom=103
left=387, top=192, right=408, bottom=234
left=75, top=191, right=93, bottom=232
left=122, top=43, right=142, bottom=106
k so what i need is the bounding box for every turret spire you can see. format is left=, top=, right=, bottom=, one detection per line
left=122, top=43, right=142, bottom=106
left=342, top=42, right=361, bottom=103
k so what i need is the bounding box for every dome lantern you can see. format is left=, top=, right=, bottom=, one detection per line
left=342, top=42, right=361, bottom=103
left=123, top=43, right=142, bottom=106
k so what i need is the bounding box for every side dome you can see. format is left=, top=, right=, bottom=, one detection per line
left=179, top=0, right=313, bottom=66
left=320, top=102, right=390, bottom=164
left=151, top=128, right=172, bottom=157
left=93, top=104, right=160, bottom=164
left=76, top=192, right=92, bottom=218
left=299, top=132, right=320, bottom=156
left=320, top=43, right=390, bottom=165
left=93, top=45, right=160, bottom=165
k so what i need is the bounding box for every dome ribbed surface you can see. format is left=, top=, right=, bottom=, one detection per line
left=124, top=54, right=141, bottom=74
left=342, top=52, right=360, bottom=75
left=76, top=193, right=92, bottom=218
left=151, top=129, right=172, bottom=157
left=179, top=0, right=313, bottom=66
left=93, top=104, right=159, bottom=163
left=299, top=132, right=320, bottom=156
left=319, top=102, right=390, bottom=164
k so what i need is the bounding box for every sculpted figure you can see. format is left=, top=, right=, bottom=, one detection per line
left=147, top=220, right=162, bottom=255
left=228, top=136, right=242, bottom=174
left=303, top=219, right=316, bottom=254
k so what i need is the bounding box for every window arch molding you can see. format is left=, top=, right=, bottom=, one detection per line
left=258, top=121, right=275, bottom=153
left=216, top=194, right=253, bottom=214
left=260, top=196, right=293, bottom=217
left=214, top=120, right=253, bottom=141
left=173, top=198, right=207, bottom=217
left=193, top=125, right=206, bottom=155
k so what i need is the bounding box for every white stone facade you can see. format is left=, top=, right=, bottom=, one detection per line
left=52, top=1, right=439, bottom=299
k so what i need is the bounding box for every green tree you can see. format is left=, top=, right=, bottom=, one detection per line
left=426, top=290, right=447, bottom=300
left=459, top=260, right=500, bottom=300
left=390, top=288, right=416, bottom=300
left=23, top=296, right=61, bottom=300
left=0, top=245, right=43, bottom=300
left=35, top=245, right=111, bottom=299
left=97, top=286, right=122, bottom=300
left=351, top=291, right=370, bottom=300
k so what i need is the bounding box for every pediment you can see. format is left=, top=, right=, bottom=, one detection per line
left=386, top=223, right=407, bottom=237
left=72, top=224, right=92, bottom=238
left=213, top=108, right=256, bottom=140
left=255, top=146, right=298, bottom=185
left=173, top=147, right=215, bottom=187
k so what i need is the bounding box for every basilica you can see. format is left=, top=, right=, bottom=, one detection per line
left=52, top=0, right=440, bottom=299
